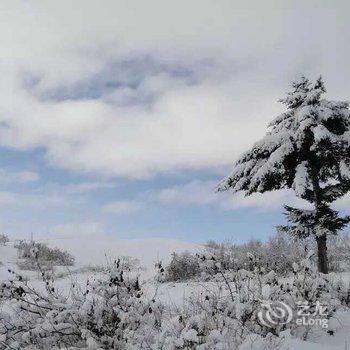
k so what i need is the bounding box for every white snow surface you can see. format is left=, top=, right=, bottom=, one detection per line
left=1, top=243, right=350, bottom=349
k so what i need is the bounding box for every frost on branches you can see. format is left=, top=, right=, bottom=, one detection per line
left=218, top=77, right=350, bottom=273
left=0, top=259, right=163, bottom=350
left=0, top=251, right=347, bottom=349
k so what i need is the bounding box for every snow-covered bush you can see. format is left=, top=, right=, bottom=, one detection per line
left=164, top=251, right=200, bottom=281
left=0, top=258, right=163, bottom=349
left=326, top=273, right=350, bottom=308
left=0, top=250, right=347, bottom=349
left=327, top=234, right=350, bottom=272
left=0, top=234, right=9, bottom=246
left=17, top=240, right=75, bottom=269
left=164, top=235, right=307, bottom=282
left=164, top=233, right=350, bottom=283
left=156, top=253, right=268, bottom=348
left=198, top=252, right=342, bottom=340
left=117, top=255, right=143, bottom=273
left=204, top=235, right=311, bottom=276
left=160, top=254, right=340, bottom=348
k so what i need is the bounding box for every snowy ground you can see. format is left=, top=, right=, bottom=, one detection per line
left=1, top=243, right=350, bottom=349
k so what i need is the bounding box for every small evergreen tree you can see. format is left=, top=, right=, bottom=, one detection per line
left=218, top=77, right=350, bottom=273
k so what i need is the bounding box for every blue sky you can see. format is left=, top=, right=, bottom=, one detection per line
left=0, top=146, right=285, bottom=242
left=0, top=0, right=349, bottom=244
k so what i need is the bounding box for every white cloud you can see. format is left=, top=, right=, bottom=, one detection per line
left=0, top=1, right=348, bottom=179
left=0, top=180, right=108, bottom=210
left=334, top=194, right=350, bottom=214
left=51, top=222, right=106, bottom=237
left=0, top=169, right=39, bottom=184
left=102, top=200, right=143, bottom=215
left=156, top=180, right=219, bottom=205
left=154, top=179, right=311, bottom=211
left=0, top=190, right=70, bottom=209
left=63, top=182, right=115, bottom=194
left=14, top=171, right=39, bottom=183
left=0, top=74, right=280, bottom=178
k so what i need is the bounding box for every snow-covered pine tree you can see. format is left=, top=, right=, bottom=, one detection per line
left=218, top=77, right=350, bottom=274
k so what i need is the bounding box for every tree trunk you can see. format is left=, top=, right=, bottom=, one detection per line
left=310, top=165, right=329, bottom=274
left=316, top=235, right=329, bottom=274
